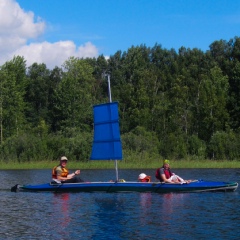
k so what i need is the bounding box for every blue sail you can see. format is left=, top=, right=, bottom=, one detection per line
left=90, top=102, right=123, bottom=160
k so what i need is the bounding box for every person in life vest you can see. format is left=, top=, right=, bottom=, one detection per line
left=52, top=156, right=84, bottom=183
left=157, top=160, right=191, bottom=184
left=138, top=173, right=151, bottom=182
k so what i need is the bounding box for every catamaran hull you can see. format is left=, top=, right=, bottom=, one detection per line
left=12, top=180, right=238, bottom=193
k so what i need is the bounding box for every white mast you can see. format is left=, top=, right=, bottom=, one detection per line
left=105, top=74, right=119, bottom=181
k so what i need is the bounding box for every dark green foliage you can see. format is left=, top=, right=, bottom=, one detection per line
left=52, top=57, right=95, bottom=132
left=1, top=133, right=50, bottom=162
left=159, top=132, right=188, bottom=159
left=0, top=56, right=27, bottom=141
left=1, top=37, right=240, bottom=162
left=121, top=126, right=159, bottom=156
left=0, top=128, right=92, bottom=162
left=208, top=130, right=240, bottom=160
left=187, top=135, right=206, bottom=159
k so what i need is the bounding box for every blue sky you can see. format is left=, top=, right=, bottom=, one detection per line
left=1, top=0, right=240, bottom=68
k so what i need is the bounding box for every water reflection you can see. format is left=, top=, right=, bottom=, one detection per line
left=162, top=193, right=186, bottom=211
left=138, top=193, right=152, bottom=229
left=1, top=169, right=239, bottom=239
left=92, top=195, right=126, bottom=239
left=139, top=192, right=152, bottom=208
left=138, top=191, right=192, bottom=235
left=52, top=193, right=71, bottom=239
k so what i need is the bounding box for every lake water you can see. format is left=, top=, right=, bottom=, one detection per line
left=1, top=168, right=240, bottom=239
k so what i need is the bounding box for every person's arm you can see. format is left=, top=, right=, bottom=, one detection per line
left=56, top=169, right=73, bottom=181
left=161, top=173, right=173, bottom=183
left=66, top=170, right=81, bottom=179
left=57, top=174, right=72, bottom=181
left=160, top=168, right=173, bottom=183
left=74, top=170, right=80, bottom=175
left=57, top=169, right=81, bottom=180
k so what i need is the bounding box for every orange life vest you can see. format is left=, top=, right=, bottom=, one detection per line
left=52, top=165, right=69, bottom=179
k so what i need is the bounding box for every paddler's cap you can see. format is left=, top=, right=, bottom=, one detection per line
left=60, top=156, right=68, bottom=161
left=138, top=173, right=147, bottom=179
left=163, top=159, right=170, bottom=165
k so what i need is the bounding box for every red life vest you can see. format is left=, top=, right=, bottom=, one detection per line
left=155, top=167, right=172, bottom=181
left=164, top=168, right=172, bottom=179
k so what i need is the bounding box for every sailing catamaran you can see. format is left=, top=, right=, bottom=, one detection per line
left=11, top=75, right=238, bottom=193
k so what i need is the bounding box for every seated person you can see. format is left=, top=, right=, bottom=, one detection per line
left=52, top=156, right=84, bottom=183
left=138, top=173, right=151, bottom=182
left=156, top=159, right=192, bottom=184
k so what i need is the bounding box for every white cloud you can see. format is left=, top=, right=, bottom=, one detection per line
left=0, top=0, right=99, bottom=69
left=0, top=0, right=45, bottom=53
left=13, top=41, right=98, bottom=69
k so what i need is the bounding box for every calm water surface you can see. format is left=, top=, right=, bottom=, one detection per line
left=0, top=169, right=240, bottom=240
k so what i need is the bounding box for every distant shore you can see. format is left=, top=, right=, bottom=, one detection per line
left=1, top=160, right=240, bottom=170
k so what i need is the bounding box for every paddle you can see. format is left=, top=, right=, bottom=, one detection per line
left=11, top=184, right=19, bottom=192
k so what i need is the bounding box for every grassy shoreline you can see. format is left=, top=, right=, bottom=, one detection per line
left=1, top=160, right=240, bottom=170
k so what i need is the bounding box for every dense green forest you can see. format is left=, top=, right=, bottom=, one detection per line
left=1, top=37, right=240, bottom=163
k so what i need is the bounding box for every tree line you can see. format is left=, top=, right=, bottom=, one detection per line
left=1, top=36, right=240, bottom=163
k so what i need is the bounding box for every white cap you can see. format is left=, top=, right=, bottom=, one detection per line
left=138, top=173, right=147, bottom=179
left=60, top=156, right=68, bottom=161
